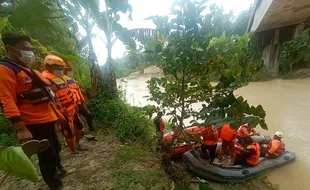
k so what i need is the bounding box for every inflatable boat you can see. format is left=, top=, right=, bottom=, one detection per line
left=163, top=125, right=269, bottom=157
left=183, top=149, right=296, bottom=183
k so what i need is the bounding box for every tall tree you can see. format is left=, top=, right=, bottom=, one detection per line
left=0, top=0, right=78, bottom=59
left=146, top=1, right=266, bottom=182
left=58, top=0, right=99, bottom=93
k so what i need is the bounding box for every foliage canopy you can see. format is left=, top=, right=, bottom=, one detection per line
left=145, top=0, right=267, bottom=142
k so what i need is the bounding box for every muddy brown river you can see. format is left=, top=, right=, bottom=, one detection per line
left=118, top=74, right=310, bottom=190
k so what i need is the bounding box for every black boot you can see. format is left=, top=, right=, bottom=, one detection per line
left=48, top=180, right=63, bottom=190
left=55, top=166, right=67, bottom=180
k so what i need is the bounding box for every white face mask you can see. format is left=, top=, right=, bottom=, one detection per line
left=54, top=69, right=63, bottom=77
left=67, top=71, right=73, bottom=77
left=20, top=50, right=35, bottom=65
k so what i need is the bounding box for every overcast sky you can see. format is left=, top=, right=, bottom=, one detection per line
left=92, top=0, right=255, bottom=65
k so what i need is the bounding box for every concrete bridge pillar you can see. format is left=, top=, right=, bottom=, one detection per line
left=259, top=23, right=305, bottom=76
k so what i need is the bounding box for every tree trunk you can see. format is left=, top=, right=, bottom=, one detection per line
left=105, top=41, right=118, bottom=98
left=88, top=40, right=99, bottom=94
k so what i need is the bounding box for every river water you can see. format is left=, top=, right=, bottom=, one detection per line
left=118, top=73, right=310, bottom=190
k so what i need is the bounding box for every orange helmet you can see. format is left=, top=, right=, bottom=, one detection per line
left=44, top=55, right=65, bottom=67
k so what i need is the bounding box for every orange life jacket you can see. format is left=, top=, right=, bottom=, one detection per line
left=63, top=75, right=85, bottom=105
left=219, top=124, right=236, bottom=142
left=202, top=125, right=219, bottom=145
left=245, top=142, right=260, bottom=166
left=42, top=71, right=76, bottom=113
left=268, top=139, right=285, bottom=156
left=159, top=118, right=165, bottom=132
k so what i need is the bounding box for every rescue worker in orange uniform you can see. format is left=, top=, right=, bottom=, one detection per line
left=0, top=32, right=65, bottom=189
left=201, top=125, right=219, bottom=162
left=264, top=132, right=285, bottom=158
left=63, top=61, right=94, bottom=131
left=237, top=123, right=259, bottom=139
left=218, top=124, right=237, bottom=161
left=42, top=55, right=86, bottom=154
left=231, top=137, right=260, bottom=166
left=154, top=112, right=165, bottom=141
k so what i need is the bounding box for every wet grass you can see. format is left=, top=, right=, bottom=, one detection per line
left=111, top=144, right=172, bottom=190
left=112, top=145, right=152, bottom=167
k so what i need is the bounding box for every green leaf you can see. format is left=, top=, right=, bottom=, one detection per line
left=9, top=0, right=55, bottom=29
left=0, top=17, right=8, bottom=32
left=199, top=183, right=214, bottom=190
left=259, top=120, right=268, bottom=130
left=0, top=147, right=40, bottom=182
left=255, top=105, right=266, bottom=118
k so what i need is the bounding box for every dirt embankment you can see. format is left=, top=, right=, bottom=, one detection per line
left=1, top=131, right=171, bottom=190
left=1, top=129, right=279, bottom=190
left=282, top=68, right=310, bottom=79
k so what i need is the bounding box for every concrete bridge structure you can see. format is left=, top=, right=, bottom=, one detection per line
left=247, top=0, right=310, bottom=76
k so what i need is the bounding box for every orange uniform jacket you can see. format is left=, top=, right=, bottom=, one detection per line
left=63, top=75, right=85, bottom=105
left=238, top=126, right=258, bottom=138
left=0, top=59, right=57, bottom=124
left=268, top=139, right=285, bottom=156
left=202, top=125, right=219, bottom=145
left=245, top=143, right=260, bottom=166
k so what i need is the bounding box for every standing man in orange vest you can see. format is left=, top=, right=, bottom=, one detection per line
left=154, top=112, right=165, bottom=141
left=0, top=32, right=65, bottom=189
left=201, top=125, right=219, bottom=162
left=218, top=124, right=237, bottom=161
left=42, top=55, right=86, bottom=154
left=63, top=61, right=94, bottom=131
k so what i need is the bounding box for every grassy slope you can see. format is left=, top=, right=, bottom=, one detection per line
left=1, top=129, right=278, bottom=190
left=1, top=129, right=172, bottom=190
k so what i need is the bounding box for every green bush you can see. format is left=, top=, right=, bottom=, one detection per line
left=0, top=114, right=17, bottom=146
left=87, top=94, right=155, bottom=142
left=280, top=29, right=310, bottom=73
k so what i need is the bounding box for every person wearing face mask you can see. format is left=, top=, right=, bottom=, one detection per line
left=42, top=55, right=87, bottom=154
left=0, top=32, right=66, bottom=189
left=63, top=61, right=94, bottom=131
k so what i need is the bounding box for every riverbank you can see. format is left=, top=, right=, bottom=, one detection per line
left=1, top=129, right=278, bottom=190
left=1, top=130, right=172, bottom=190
